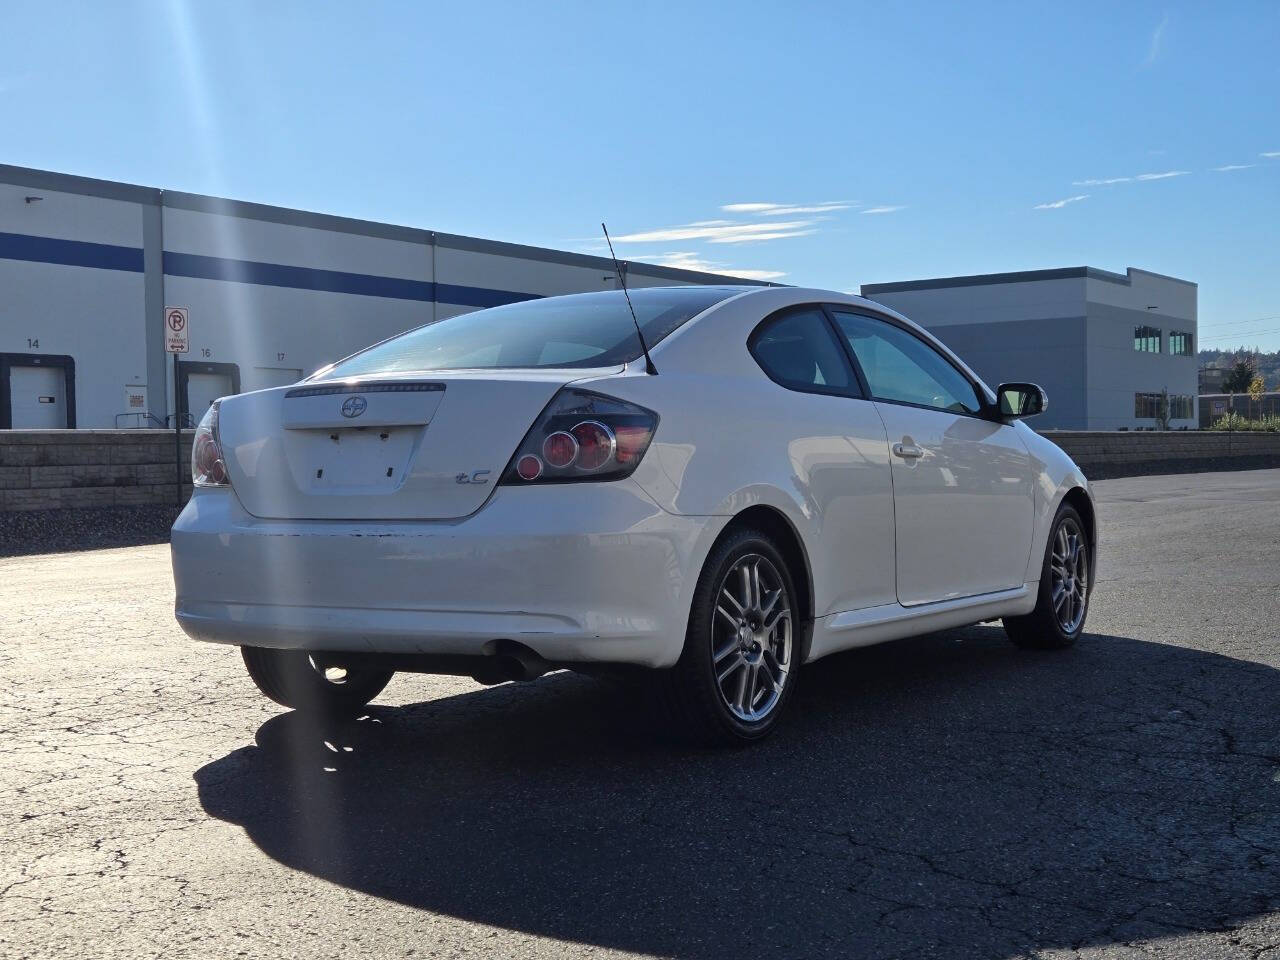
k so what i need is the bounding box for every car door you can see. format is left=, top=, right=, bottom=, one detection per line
left=747, top=306, right=897, bottom=617
left=828, top=309, right=1034, bottom=607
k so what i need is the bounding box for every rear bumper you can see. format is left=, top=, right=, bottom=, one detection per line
left=171, top=481, right=722, bottom=668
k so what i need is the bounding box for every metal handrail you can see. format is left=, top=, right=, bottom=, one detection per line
left=114, top=412, right=167, bottom=429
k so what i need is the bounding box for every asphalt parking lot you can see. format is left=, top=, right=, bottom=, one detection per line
left=3, top=469, right=1279, bottom=960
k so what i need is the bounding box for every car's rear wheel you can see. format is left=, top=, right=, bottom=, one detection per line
left=241, top=647, right=394, bottom=716
left=1003, top=503, right=1090, bottom=650
left=655, top=526, right=801, bottom=745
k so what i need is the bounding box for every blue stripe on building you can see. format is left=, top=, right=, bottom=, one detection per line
left=0, top=231, right=144, bottom=272
left=435, top=282, right=541, bottom=308
left=162, top=251, right=436, bottom=301
left=0, top=232, right=543, bottom=306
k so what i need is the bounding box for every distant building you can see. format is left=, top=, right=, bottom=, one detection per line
left=0, top=164, right=770, bottom=429
left=1200, top=392, right=1280, bottom=427
left=862, top=267, right=1198, bottom=430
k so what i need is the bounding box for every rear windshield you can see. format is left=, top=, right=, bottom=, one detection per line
left=314, top=286, right=744, bottom=379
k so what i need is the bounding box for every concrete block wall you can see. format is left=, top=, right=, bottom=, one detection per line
left=0, top=430, right=192, bottom=510
left=1041, top=430, right=1280, bottom=477
left=1, top=428, right=1278, bottom=513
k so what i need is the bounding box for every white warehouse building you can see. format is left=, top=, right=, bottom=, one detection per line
left=0, top=164, right=769, bottom=429
left=862, top=266, right=1199, bottom=431
left=2, top=165, right=1198, bottom=433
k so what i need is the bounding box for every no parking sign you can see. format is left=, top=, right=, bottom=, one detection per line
left=165, top=307, right=190, bottom=354
left=164, top=306, right=190, bottom=506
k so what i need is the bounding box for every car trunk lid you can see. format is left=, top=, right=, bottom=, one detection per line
left=218, top=369, right=609, bottom=520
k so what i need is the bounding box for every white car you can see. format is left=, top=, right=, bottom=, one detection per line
left=172, top=285, right=1094, bottom=744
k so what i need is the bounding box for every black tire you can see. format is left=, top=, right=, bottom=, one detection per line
left=1003, top=503, right=1091, bottom=650
left=240, top=646, right=394, bottom=716
left=654, top=526, right=803, bottom=746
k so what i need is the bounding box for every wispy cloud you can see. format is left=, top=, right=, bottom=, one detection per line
left=612, top=219, right=818, bottom=245
left=1073, top=170, right=1189, bottom=186
left=635, top=251, right=786, bottom=281
left=1262, top=151, right=1280, bottom=158
left=1141, top=14, right=1169, bottom=68
left=612, top=197, right=868, bottom=254
left=861, top=205, right=905, bottom=215
left=721, top=201, right=853, bottom=216
left=1034, top=194, right=1089, bottom=210
left=1213, top=163, right=1255, bottom=172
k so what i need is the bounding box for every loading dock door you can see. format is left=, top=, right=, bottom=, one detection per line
left=186, top=372, right=234, bottom=421
left=11, top=365, right=68, bottom=428
left=253, top=367, right=304, bottom=390
left=177, top=361, right=240, bottom=427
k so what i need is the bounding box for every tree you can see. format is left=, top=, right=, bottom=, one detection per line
left=1249, top=375, right=1265, bottom=419
left=1156, top=387, right=1171, bottom=431
left=1222, top=358, right=1257, bottom=393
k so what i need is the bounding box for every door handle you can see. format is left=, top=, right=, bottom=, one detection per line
left=892, top=442, right=924, bottom=460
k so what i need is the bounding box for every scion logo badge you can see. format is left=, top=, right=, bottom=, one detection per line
left=340, top=395, right=367, bottom=418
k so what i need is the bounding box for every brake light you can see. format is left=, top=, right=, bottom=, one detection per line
left=542, top=431, right=579, bottom=469
left=501, top=389, right=658, bottom=485
left=191, top=402, right=229, bottom=487
left=516, top=454, right=544, bottom=481
left=570, top=421, right=614, bottom=471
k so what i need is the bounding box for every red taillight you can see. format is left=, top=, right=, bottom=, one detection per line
left=570, top=421, right=614, bottom=471
left=542, top=431, right=578, bottom=469
left=500, top=389, right=658, bottom=485
left=191, top=402, right=230, bottom=487
left=614, top=424, right=654, bottom=464
left=194, top=435, right=227, bottom=484
left=516, top=454, right=544, bottom=480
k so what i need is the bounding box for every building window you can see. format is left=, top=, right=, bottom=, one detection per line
left=1134, top=325, right=1162, bottom=353
left=1168, top=331, right=1193, bottom=356
left=1135, top=392, right=1194, bottom=420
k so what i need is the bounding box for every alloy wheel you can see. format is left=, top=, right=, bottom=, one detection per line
left=711, top=553, right=793, bottom=723
left=1050, top=517, right=1089, bottom=634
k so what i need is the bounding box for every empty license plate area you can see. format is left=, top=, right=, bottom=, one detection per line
left=290, top=425, right=424, bottom=493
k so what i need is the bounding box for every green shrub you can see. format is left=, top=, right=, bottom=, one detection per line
left=1210, top=412, right=1280, bottom=432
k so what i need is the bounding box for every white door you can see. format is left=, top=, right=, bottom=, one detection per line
left=10, top=365, right=67, bottom=428
left=748, top=306, right=897, bottom=615
left=829, top=309, right=1034, bottom=606
left=252, top=367, right=303, bottom=391
left=186, top=372, right=233, bottom=423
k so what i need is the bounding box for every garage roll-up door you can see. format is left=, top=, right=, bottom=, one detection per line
left=1, top=354, right=76, bottom=429
left=177, top=361, right=240, bottom=427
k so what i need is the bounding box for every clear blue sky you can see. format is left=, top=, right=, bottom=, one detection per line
left=3, top=1, right=1278, bottom=349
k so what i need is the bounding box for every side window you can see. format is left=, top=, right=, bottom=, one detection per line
left=830, top=311, right=983, bottom=415
left=749, top=307, right=852, bottom=393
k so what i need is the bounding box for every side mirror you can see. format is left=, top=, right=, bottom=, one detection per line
left=996, top=382, right=1048, bottom=419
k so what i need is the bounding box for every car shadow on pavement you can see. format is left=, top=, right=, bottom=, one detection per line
left=195, top=626, right=1280, bottom=959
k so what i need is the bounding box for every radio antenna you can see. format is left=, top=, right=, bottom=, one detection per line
left=602, top=222, right=656, bottom=375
